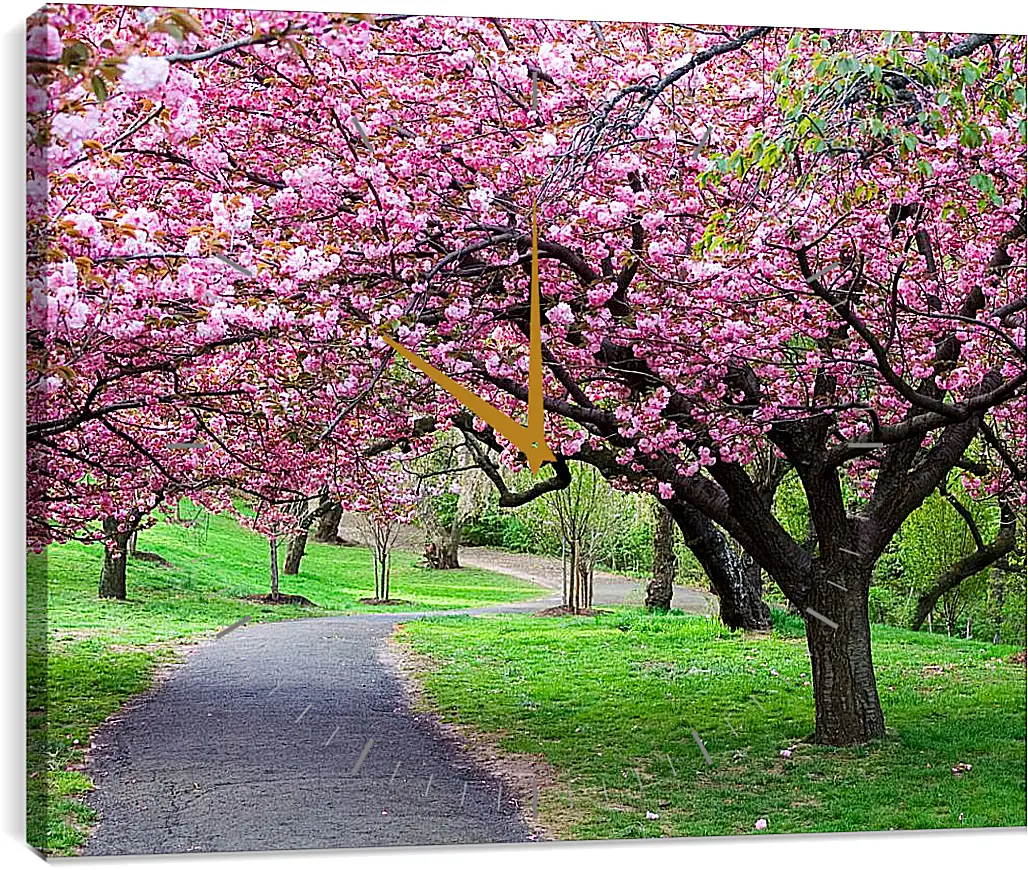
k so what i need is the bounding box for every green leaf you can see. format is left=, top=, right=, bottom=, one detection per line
left=60, top=41, right=91, bottom=69
left=90, top=74, right=108, bottom=104
left=960, top=124, right=983, bottom=148
left=969, top=173, right=989, bottom=191
left=168, top=10, right=205, bottom=38
left=156, top=20, right=185, bottom=42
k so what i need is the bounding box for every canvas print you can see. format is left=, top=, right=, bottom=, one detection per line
left=26, top=4, right=1027, bottom=857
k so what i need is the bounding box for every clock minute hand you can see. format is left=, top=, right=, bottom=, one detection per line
left=527, top=202, right=551, bottom=466
left=379, top=332, right=553, bottom=473
left=378, top=203, right=556, bottom=474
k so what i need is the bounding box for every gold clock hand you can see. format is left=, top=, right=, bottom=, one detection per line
left=380, top=202, right=557, bottom=474
left=527, top=202, right=548, bottom=458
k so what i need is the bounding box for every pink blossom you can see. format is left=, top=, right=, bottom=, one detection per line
left=547, top=302, right=574, bottom=326
left=120, top=55, right=170, bottom=94
left=27, top=24, right=62, bottom=60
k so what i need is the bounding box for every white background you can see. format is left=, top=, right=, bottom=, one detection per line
left=2, top=2, right=1026, bottom=868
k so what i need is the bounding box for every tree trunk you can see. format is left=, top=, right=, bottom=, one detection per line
left=283, top=530, right=308, bottom=576
left=646, top=503, right=676, bottom=611
left=313, top=502, right=343, bottom=543
left=804, top=568, right=885, bottom=746
left=563, top=537, right=592, bottom=613
left=269, top=536, right=280, bottom=599
left=435, top=537, right=460, bottom=569
left=99, top=517, right=131, bottom=599
left=375, top=546, right=391, bottom=600
left=669, top=502, right=771, bottom=631
left=420, top=497, right=462, bottom=569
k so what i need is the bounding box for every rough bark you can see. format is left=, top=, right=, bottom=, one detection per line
left=313, top=502, right=343, bottom=543
left=100, top=518, right=131, bottom=600
left=282, top=495, right=334, bottom=576
left=669, top=502, right=771, bottom=630
left=283, top=529, right=308, bottom=576
left=646, top=502, right=676, bottom=611
left=99, top=516, right=131, bottom=599
left=421, top=498, right=462, bottom=569
left=804, top=566, right=885, bottom=745
left=433, top=537, right=460, bottom=569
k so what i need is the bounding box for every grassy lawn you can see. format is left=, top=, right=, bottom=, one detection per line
left=396, top=608, right=1027, bottom=839
left=27, top=509, right=542, bottom=854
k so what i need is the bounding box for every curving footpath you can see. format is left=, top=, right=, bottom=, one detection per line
left=83, top=550, right=714, bottom=855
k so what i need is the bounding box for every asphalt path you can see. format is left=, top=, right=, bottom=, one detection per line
left=83, top=552, right=714, bottom=855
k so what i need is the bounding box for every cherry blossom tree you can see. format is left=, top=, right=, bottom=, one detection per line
left=27, top=9, right=1025, bottom=745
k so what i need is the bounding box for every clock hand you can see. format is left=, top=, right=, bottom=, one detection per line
left=527, top=201, right=549, bottom=461
left=379, top=202, right=557, bottom=474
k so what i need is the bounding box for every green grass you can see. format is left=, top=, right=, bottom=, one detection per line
left=396, top=608, right=1027, bottom=839
left=27, top=509, right=542, bottom=854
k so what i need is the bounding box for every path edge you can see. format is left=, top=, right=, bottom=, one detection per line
left=383, top=626, right=559, bottom=842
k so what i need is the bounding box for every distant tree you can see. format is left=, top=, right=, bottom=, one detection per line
left=313, top=502, right=344, bottom=543
left=268, top=534, right=282, bottom=600
left=283, top=494, right=334, bottom=575
left=353, top=461, right=419, bottom=603
left=413, top=432, right=491, bottom=569
left=547, top=466, right=620, bottom=613
left=358, top=514, right=400, bottom=602
left=646, top=502, right=677, bottom=611
left=908, top=484, right=1018, bottom=632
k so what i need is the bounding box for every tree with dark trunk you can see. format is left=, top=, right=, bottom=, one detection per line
left=457, top=415, right=770, bottom=627
left=667, top=501, right=771, bottom=630
left=99, top=509, right=152, bottom=599
left=282, top=529, right=309, bottom=576
left=804, top=563, right=884, bottom=744
left=99, top=516, right=133, bottom=599
left=646, top=501, right=676, bottom=611
left=420, top=499, right=462, bottom=569
left=449, top=177, right=1021, bottom=746
left=360, top=34, right=1022, bottom=744
left=449, top=204, right=1023, bottom=744
left=283, top=495, right=334, bottom=576
left=313, top=502, right=343, bottom=543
